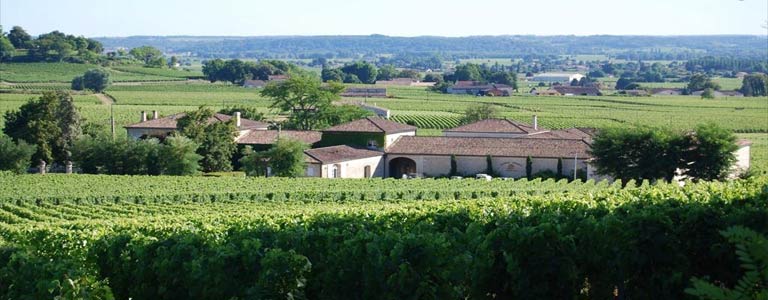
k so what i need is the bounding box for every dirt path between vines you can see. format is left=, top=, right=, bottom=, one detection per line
left=95, top=93, right=115, bottom=105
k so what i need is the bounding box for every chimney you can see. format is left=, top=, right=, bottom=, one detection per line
left=234, top=111, right=241, bottom=127
left=532, top=115, right=538, bottom=130
left=140, top=111, right=147, bottom=122
left=152, top=110, right=158, bottom=120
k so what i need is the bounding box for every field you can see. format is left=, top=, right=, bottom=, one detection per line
left=0, top=62, right=199, bottom=83
left=0, top=173, right=766, bottom=298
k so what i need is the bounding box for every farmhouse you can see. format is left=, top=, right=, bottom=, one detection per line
left=318, top=116, right=416, bottom=149
left=124, top=111, right=269, bottom=140
left=551, top=86, right=602, bottom=96
left=447, top=81, right=515, bottom=96
left=651, top=88, right=684, bottom=96
left=304, top=145, right=384, bottom=178
left=341, top=88, right=388, bottom=98
left=532, top=73, right=584, bottom=84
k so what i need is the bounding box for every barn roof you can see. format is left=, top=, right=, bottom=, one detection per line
left=386, top=136, right=592, bottom=159
left=304, top=145, right=384, bottom=164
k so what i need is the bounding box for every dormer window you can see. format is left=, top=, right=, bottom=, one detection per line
left=367, top=139, right=378, bottom=148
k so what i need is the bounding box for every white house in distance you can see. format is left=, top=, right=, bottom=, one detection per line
left=304, top=145, right=384, bottom=178
left=532, top=72, right=584, bottom=84
left=124, top=111, right=269, bottom=140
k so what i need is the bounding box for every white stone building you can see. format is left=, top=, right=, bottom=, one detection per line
left=532, top=73, right=585, bottom=84
left=304, top=145, right=384, bottom=178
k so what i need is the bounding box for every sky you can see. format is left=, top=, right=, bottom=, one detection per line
left=2, top=0, right=767, bottom=37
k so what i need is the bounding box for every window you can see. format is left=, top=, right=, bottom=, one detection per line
left=307, top=166, right=315, bottom=177
left=331, top=164, right=340, bottom=178
left=364, top=165, right=371, bottom=178
left=367, top=139, right=378, bottom=148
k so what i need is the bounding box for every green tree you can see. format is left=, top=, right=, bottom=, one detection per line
left=376, top=64, right=398, bottom=81
left=526, top=156, right=533, bottom=180
left=129, top=46, right=163, bottom=66
left=461, top=103, right=498, bottom=124
left=449, top=154, right=458, bottom=176
left=315, top=105, right=373, bottom=129
left=681, top=123, right=738, bottom=181
left=700, top=88, right=715, bottom=99
left=685, top=226, right=768, bottom=300
left=340, top=61, right=378, bottom=84
left=168, top=56, right=179, bottom=68
left=453, top=64, right=483, bottom=81
left=261, top=75, right=345, bottom=130
left=0, top=135, right=36, bottom=174
left=0, top=36, right=14, bottom=62
left=740, top=74, right=768, bottom=97
left=321, top=67, right=344, bottom=82
left=688, top=73, right=720, bottom=91
left=3, top=91, right=81, bottom=164
left=177, top=107, right=237, bottom=172
left=242, top=138, right=308, bottom=177
left=590, top=126, right=684, bottom=185
left=423, top=73, right=444, bottom=83
left=72, top=69, right=111, bottom=92
left=161, top=136, right=202, bottom=175
left=8, top=26, right=31, bottom=48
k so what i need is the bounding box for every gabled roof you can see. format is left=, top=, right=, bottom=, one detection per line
left=124, top=113, right=268, bottom=130
left=237, top=130, right=322, bottom=145
left=323, top=117, right=417, bottom=134
left=386, top=136, right=592, bottom=159
left=444, top=119, right=544, bottom=134
left=304, top=145, right=383, bottom=164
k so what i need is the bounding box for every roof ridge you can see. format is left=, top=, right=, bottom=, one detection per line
left=366, top=116, right=386, bottom=132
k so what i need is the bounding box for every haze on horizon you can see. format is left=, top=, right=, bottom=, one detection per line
left=2, top=0, right=767, bottom=37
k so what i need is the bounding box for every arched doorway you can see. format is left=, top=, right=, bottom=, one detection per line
left=389, top=157, right=416, bottom=178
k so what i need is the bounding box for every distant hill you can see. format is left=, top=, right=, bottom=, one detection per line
left=93, top=35, right=768, bottom=60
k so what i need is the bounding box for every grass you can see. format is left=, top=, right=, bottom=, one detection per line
left=738, top=133, right=768, bottom=176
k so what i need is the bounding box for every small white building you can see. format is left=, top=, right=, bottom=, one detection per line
left=124, top=111, right=269, bottom=140
left=532, top=73, right=584, bottom=84
left=304, top=145, right=384, bottom=178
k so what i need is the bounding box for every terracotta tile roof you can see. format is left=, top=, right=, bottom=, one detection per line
left=445, top=119, right=544, bottom=134
left=323, top=117, right=417, bottom=134
left=237, top=130, right=322, bottom=145
left=304, top=145, right=383, bottom=164
left=125, top=113, right=268, bottom=130
left=386, top=136, right=592, bottom=159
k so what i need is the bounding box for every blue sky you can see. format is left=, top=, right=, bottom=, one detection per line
left=2, top=0, right=767, bottom=37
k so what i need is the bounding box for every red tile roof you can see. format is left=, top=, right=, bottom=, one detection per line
left=323, top=117, right=417, bottom=134
left=386, top=136, right=592, bottom=159
left=237, top=130, right=322, bottom=145
left=526, top=128, right=596, bottom=141
left=304, top=145, right=383, bottom=164
left=445, top=119, right=544, bottom=134
left=125, top=113, right=268, bottom=130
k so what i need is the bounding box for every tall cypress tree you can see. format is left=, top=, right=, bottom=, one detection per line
left=526, top=156, right=533, bottom=180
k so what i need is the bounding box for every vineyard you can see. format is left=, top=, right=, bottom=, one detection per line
left=0, top=173, right=766, bottom=299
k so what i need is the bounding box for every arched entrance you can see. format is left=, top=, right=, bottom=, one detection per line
left=389, top=157, right=416, bottom=178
